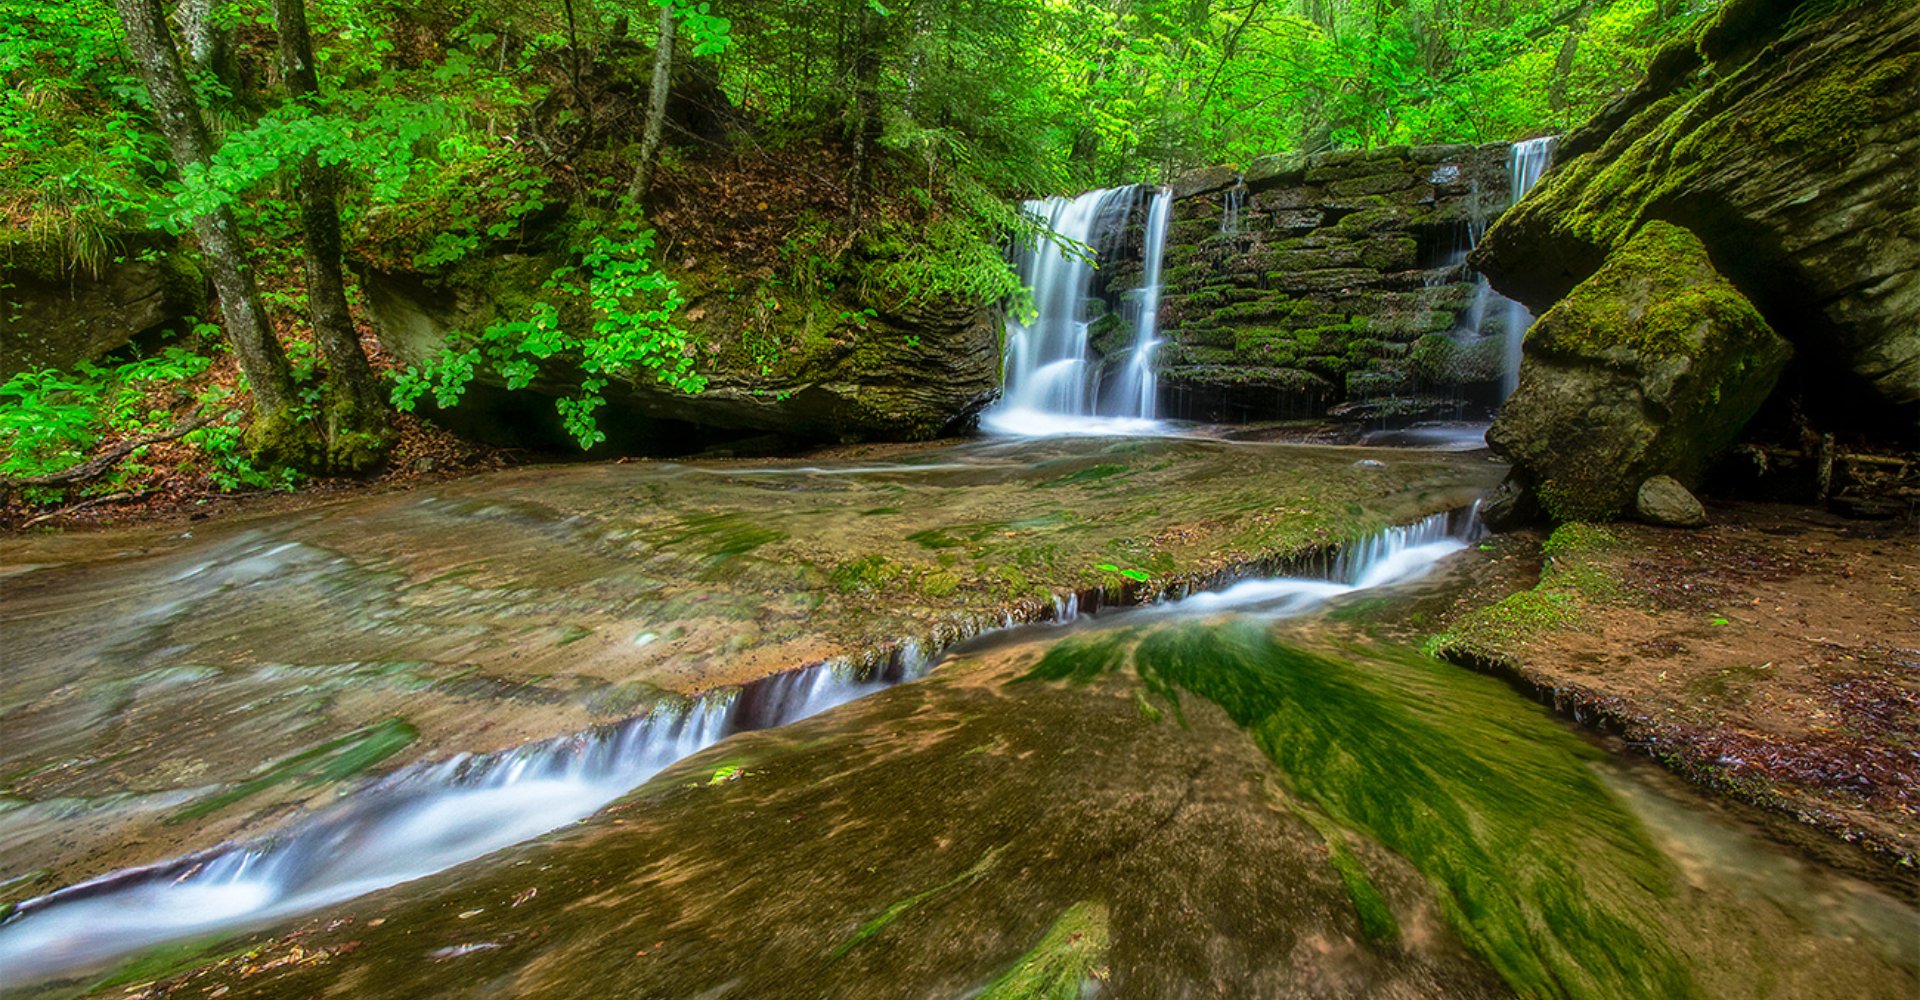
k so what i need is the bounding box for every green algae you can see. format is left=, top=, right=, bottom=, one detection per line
left=832, top=847, right=1003, bottom=959
left=665, top=512, right=787, bottom=561
left=171, top=718, right=418, bottom=823
left=1025, top=624, right=1696, bottom=1000
left=976, top=902, right=1109, bottom=999
left=1428, top=523, right=1622, bottom=664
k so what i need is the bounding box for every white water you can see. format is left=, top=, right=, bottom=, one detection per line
left=984, top=185, right=1172, bottom=437
left=1164, top=510, right=1471, bottom=616
left=1220, top=175, right=1246, bottom=234
left=0, top=651, right=926, bottom=986
left=0, top=510, right=1476, bottom=986
left=1499, top=137, right=1556, bottom=398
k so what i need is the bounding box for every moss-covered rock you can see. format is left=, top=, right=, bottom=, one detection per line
left=362, top=243, right=1001, bottom=449
left=1, top=233, right=206, bottom=379
left=1471, top=0, right=1920, bottom=409
left=1151, top=142, right=1517, bottom=423
left=1487, top=222, right=1792, bottom=521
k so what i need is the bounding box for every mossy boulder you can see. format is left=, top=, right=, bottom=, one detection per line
left=362, top=247, right=1000, bottom=449
left=1471, top=0, right=1920, bottom=409
left=1, top=233, right=206, bottom=379
left=1488, top=222, right=1791, bottom=521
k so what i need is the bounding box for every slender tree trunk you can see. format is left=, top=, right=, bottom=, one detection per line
left=113, top=0, right=313, bottom=463
left=273, top=0, right=393, bottom=471
left=176, top=0, right=237, bottom=90
left=1548, top=3, right=1591, bottom=114
left=848, top=3, right=884, bottom=221
left=628, top=1, right=676, bottom=203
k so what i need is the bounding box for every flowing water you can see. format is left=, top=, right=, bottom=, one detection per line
left=0, top=509, right=1476, bottom=987
left=1500, top=136, right=1557, bottom=398
left=3, top=489, right=1913, bottom=997
left=985, top=185, right=1172, bottom=437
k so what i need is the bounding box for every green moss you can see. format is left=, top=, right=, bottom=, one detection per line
left=1530, top=222, right=1768, bottom=361
left=1427, top=523, right=1620, bottom=662
left=666, top=512, right=786, bottom=561
left=830, top=554, right=903, bottom=594
left=244, top=404, right=328, bottom=473
left=976, top=902, right=1109, bottom=1000
left=920, top=571, right=962, bottom=597
left=1087, top=626, right=1694, bottom=1000
left=1742, top=52, right=1916, bottom=161
left=832, top=848, right=1002, bottom=959
left=171, top=718, right=418, bottom=823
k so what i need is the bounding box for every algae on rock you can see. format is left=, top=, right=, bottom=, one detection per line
left=1488, top=221, right=1790, bottom=521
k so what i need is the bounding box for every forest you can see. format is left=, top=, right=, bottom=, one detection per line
left=2, top=0, right=1705, bottom=501
left=1, top=0, right=1916, bottom=997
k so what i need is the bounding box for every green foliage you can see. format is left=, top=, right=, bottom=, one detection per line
left=0, top=347, right=210, bottom=479
left=391, top=215, right=704, bottom=449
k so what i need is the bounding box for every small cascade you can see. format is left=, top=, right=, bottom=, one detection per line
left=0, top=653, right=931, bottom=984
left=984, top=185, right=1172, bottom=436
left=0, top=508, right=1481, bottom=985
left=1438, top=137, right=1557, bottom=403
left=1499, top=137, right=1556, bottom=397
left=1219, top=175, right=1246, bottom=234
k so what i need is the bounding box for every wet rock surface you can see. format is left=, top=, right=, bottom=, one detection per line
left=40, top=617, right=1918, bottom=1000
left=1431, top=504, right=1920, bottom=871
left=0, top=436, right=1496, bottom=906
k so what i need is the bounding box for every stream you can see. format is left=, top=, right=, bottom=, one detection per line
left=0, top=443, right=1914, bottom=995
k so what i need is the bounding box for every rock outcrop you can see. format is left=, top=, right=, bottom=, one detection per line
left=363, top=249, right=1001, bottom=450
left=1471, top=0, right=1920, bottom=412
left=1487, top=222, right=1792, bottom=520
left=1110, top=143, right=1519, bottom=422
left=1, top=235, right=205, bottom=379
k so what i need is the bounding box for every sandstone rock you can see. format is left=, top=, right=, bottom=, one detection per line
left=363, top=252, right=1000, bottom=448
left=1488, top=221, right=1792, bottom=521
left=1471, top=0, right=1920, bottom=409
left=1635, top=475, right=1707, bottom=527
left=1, top=236, right=205, bottom=378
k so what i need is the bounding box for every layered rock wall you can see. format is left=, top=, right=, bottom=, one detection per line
left=1104, top=143, right=1520, bottom=422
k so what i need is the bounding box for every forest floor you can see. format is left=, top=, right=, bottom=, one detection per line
left=1428, top=504, right=1919, bottom=884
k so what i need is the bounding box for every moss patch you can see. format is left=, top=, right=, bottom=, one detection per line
left=975, top=902, right=1109, bottom=999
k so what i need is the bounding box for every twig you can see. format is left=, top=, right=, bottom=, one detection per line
left=21, top=491, right=148, bottom=528
left=0, top=409, right=212, bottom=490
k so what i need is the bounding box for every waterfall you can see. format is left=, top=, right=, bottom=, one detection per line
left=1499, top=137, right=1556, bottom=398
left=983, top=185, right=1171, bottom=436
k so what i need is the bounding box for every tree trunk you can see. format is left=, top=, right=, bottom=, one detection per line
left=848, top=3, right=884, bottom=221
left=176, top=0, right=237, bottom=90
left=113, top=0, right=314, bottom=465
left=1548, top=3, right=1591, bottom=114
left=628, top=0, right=676, bottom=204
left=273, top=0, right=393, bottom=471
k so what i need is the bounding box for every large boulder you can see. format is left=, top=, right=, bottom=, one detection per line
left=1, top=234, right=205, bottom=379
left=1471, top=0, right=1920, bottom=410
left=363, top=250, right=1001, bottom=449
left=1487, top=222, right=1792, bottom=521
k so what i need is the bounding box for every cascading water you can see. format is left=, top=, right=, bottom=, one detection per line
left=983, top=185, right=1172, bottom=436
left=1498, top=137, right=1556, bottom=398
left=1220, top=175, right=1246, bottom=234
left=0, top=509, right=1479, bottom=986
left=1436, top=136, right=1556, bottom=404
